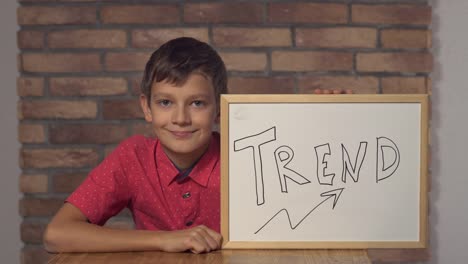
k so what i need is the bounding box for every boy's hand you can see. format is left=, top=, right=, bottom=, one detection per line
left=313, top=88, right=353, bottom=94
left=157, top=225, right=222, bottom=254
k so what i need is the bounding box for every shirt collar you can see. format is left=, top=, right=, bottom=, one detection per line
left=156, top=133, right=220, bottom=188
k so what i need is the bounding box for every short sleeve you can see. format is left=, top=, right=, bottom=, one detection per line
left=66, top=143, right=131, bottom=226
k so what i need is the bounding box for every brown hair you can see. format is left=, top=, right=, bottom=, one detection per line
left=141, top=37, right=227, bottom=106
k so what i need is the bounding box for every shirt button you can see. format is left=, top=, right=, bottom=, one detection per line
left=182, top=192, right=191, bottom=199
left=186, top=220, right=193, bottom=227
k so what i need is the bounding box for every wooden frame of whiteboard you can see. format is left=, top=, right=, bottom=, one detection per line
left=220, top=94, right=428, bottom=249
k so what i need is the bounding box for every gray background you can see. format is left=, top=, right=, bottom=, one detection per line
left=1, top=1, right=21, bottom=263
left=1, top=0, right=467, bottom=263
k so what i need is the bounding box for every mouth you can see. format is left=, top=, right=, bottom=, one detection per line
left=168, top=130, right=196, bottom=139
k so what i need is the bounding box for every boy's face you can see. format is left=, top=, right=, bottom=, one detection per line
left=140, top=73, right=219, bottom=168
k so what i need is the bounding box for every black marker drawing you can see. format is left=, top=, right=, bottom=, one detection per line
left=234, top=127, right=277, bottom=205
left=341, top=142, right=368, bottom=183
left=376, top=137, right=401, bottom=182
left=314, top=143, right=336, bottom=186
left=254, top=188, right=344, bottom=234
left=274, top=145, right=310, bottom=193
left=233, top=126, right=403, bottom=236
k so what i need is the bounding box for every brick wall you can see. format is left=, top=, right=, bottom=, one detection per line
left=17, top=1, right=432, bottom=263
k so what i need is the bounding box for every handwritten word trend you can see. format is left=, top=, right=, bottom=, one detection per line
left=234, top=127, right=400, bottom=206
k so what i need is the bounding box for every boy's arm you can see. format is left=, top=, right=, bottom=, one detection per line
left=43, top=203, right=222, bottom=254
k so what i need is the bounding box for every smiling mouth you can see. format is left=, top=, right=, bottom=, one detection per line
left=169, top=130, right=195, bottom=138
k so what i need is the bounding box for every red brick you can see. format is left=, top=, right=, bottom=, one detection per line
left=18, top=124, right=46, bottom=143
left=220, top=52, right=267, bottom=71
left=296, top=27, right=376, bottom=48
left=104, top=145, right=118, bottom=157
left=50, top=124, right=128, bottom=144
left=21, top=221, right=46, bottom=243
left=19, top=100, right=97, bottom=119
left=184, top=3, right=263, bottom=23
left=17, top=30, right=44, bottom=49
left=381, top=77, right=427, bottom=94
left=381, top=29, right=431, bottom=49
left=103, top=99, right=144, bottom=119
left=21, top=53, right=101, bottom=73
left=269, top=3, right=347, bottom=24
left=101, top=5, right=179, bottom=24
left=105, top=52, right=151, bottom=72
left=352, top=4, right=431, bottom=25
left=228, top=77, right=295, bottom=94
left=368, top=249, right=429, bottom=262
left=272, top=51, right=353, bottom=72
left=19, top=198, right=64, bottom=217
left=20, top=148, right=99, bottom=169
left=50, top=77, right=127, bottom=96
left=213, top=28, right=291, bottom=47
left=132, top=28, right=209, bottom=48
left=48, top=29, right=127, bottom=49
left=298, top=76, right=378, bottom=94
left=17, top=77, right=44, bottom=97
left=53, top=173, right=87, bottom=193
left=20, top=174, right=48, bottom=193
left=17, top=54, right=22, bottom=73
left=357, top=52, right=432, bottom=73
left=129, top=75, right=143, bottom=95
left=18, top=6, right=96, bottom=25
left=131, top=122, right=154, bottom=137
left=21, top=246, right=52, bottom=264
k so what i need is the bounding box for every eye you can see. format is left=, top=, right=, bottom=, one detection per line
left=157, top=99, right=171, bottom=107
left=191, top=100, right=205, bottom=107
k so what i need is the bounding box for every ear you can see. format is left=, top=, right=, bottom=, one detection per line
left=214, top=111, right=220, bottom=124
left=139, top=94, right=153, bottom=122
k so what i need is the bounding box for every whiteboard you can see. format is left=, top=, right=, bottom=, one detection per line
left=220, top=94, right=428, bottom=249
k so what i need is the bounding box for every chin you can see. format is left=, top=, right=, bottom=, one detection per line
left=179, top=141, right=211, bottom=155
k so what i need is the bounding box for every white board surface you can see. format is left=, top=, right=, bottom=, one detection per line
left=221, top=94, right=428, bottom=248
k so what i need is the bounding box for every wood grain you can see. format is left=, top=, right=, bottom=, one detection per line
left=48, top=249, right=371, bottom=264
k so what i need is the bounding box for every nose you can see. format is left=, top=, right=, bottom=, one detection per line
left=172, top=105, right=191, bottom=126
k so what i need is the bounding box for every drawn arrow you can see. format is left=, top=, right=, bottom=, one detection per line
left=254, top=188, right=344, bottom=234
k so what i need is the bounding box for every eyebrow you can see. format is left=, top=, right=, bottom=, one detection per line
left=151, top=93, right=212, bottom=100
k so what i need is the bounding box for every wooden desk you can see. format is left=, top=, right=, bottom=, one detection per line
left=48, top=249, right=371, bottom=264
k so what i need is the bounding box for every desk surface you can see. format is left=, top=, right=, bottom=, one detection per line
left=48, top=249, right=371, bottom=264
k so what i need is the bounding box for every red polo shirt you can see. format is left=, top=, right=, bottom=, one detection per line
left=66, top=133, right=220, bottom=232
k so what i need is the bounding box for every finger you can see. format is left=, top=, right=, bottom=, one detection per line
left=313, top=88, right=322, bottom=94
left=332, top=89, right=342, bottom=94
left=188, top=226, right=220, bottom=253
left=199, top=226, right=222, bottom=249
left=322, top=89, right=331, bottom=94
left=186, top=235, right=210, bottom=254
left=345, top=89, right=353, bottom=94
left=201, top=232, right=219, bottom=251
left=194, top=226, right=220, bottom=251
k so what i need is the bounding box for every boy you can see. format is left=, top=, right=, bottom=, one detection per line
left=43, top=37, right=226, bottom=254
